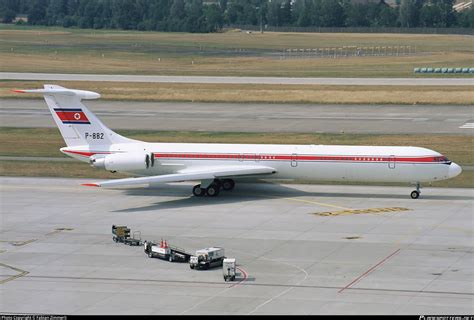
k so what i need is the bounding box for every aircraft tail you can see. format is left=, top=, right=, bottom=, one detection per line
left=14, top=85, right=134, bottom=147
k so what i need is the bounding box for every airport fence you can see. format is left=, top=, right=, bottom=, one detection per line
left=278, top=45, right=418, bottom=59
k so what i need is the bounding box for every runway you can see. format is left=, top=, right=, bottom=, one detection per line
left=2, top=99, right=473, bottom=135
left=1, top=72, right=473, bottom=86
left=1, top=177, right=473, bottom=314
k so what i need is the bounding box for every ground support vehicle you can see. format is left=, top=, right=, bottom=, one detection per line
left=144, top=240, right=192, bottom=262
left=223, top=258, right=236, bottom=281
left=112, top=225, right=142, bottom=246
left=189, top=247, right=225, bottom=270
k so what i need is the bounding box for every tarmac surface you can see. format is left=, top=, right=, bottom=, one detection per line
left=2, top=99, right=473, bottom=135
left=1, top=72, right=473, bottom=86
left=1, top=177, right=473, bottom=315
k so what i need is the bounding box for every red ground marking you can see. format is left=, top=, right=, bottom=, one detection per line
left=338, top=248, right=401, bottom=293
left=229, top=267, right=248, bottom=288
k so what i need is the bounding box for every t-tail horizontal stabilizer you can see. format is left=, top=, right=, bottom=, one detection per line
left=13, top=88, right=100, bottom=100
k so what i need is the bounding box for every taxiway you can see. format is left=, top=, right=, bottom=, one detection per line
left=1, top=177, right=472, bottom=314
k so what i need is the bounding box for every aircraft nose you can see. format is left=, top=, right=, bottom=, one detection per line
left=449, top=163, right=462, bottom=178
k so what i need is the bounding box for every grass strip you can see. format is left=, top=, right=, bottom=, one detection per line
left=1, top=81, right=473, bottom=105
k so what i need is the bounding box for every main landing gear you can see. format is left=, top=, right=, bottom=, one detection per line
left=192, top=179, right=235, bottom=197
left=410, top=183, right=421, bottom=199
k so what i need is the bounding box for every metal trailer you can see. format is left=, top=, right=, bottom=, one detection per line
left=223, top=258, right=236, bottom=281
left=112, top=225, right=142, bottom=246
left=189, top=247, right=225, bottom=270
left=144, top=240, right=192, bottom=262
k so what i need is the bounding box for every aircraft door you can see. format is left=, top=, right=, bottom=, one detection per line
left=388, top=155, right=396, bottom=169
left=291, top=153, right=298, bottom=167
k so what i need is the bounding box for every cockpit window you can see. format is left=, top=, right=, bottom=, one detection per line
left=434, top=156, right=451, bottom=164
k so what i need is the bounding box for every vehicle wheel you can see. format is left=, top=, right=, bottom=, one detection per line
left=190, top=265, right=194, bottom=269
left=206, top=184, right=220, bottom=197
left=113, top=237, right=117, bottom=242
left=192, top=184, right=206, bottom=197
left=213, top=179, right=222, bottom=189
left=148, top=252, right=153, bottom=258
left=224, top=276, right=228, bottom=282
left=410, top=190, right=420, bottom=199
left=169, top=255, right=173, bottom=262
left=231, top=276, right=235, bottom=281
left=222, top=179, right=235, bottom=191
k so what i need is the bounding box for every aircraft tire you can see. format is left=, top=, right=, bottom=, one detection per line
left=206, top=184, right=220, bottom=197
left=410, top=190, right=420, bottom=199
left=193, top=184, right=206, bottom=197
left=222, top=179, right=235, bottom=191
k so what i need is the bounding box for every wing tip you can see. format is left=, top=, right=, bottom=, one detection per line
left=81, top=183, right=100, bottom=187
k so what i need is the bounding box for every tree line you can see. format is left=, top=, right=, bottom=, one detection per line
left=1, top=0, right=473, bottom=33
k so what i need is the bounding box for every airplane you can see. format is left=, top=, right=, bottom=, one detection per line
left=14, top=85, right=462, bottom=199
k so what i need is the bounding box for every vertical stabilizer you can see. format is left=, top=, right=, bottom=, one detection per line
left=15, top=84, right=135, bottom=147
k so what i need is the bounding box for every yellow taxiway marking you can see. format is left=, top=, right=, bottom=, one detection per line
left=440, top=226, right=473, bottom=235
left=313, top=207, right=410, bottom=217
left=233, top=192, right=352, bottom=211
left=0, top=263, right=29, bottom=285
left=282, top=197, right=351, bottom=210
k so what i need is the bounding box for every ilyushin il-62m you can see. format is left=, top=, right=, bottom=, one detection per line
left=15, top=85, right=462, bottom=199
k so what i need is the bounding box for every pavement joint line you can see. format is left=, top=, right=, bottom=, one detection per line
left=0, top=263, right=29, bottom=285
left=338, top=248, right=401, bottom=294
left=19, top=274, right=474, bottom=296
left=248, top=258, right=310, bottom=315
left=0, top=185, right=102, bottom=192
left=415, top=249, right=469, bottom=303
left=178, top=272, right=247, bottom=315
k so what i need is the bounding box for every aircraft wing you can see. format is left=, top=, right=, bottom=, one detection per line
left=82, top=165, right=277, bottom=188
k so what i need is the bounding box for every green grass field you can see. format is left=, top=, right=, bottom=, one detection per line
left=0, top=128, right=472, bottom=187
left=2, top=80, right=473, bottom=105
left=1, top=25, right=473, bottom=77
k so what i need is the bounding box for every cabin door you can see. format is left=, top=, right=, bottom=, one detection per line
left=291, top=153, right=298, bottom=167
left=388, top=155, right=396, bottom=169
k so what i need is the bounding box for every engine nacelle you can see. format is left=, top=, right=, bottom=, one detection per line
left=89, top=152, right=154, bottom=172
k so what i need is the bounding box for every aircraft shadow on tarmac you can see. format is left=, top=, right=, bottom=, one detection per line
left=112, top=182, right=473, bottom=213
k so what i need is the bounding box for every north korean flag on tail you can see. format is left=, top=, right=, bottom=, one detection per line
left=54, top=108, right=90, bottom=124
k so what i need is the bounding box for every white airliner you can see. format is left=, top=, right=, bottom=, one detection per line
left=15, top=85, right=462, bottom=199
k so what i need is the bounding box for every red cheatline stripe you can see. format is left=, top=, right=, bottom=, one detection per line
left=81, top=183, right=100, bottom=187
left=338, top=248, right=401, bottom=293
left=12, top=89, right=25, bottom=93
left=64, top=150, right=442, bottom=164
left=153, top=153, right=441, bottom=163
